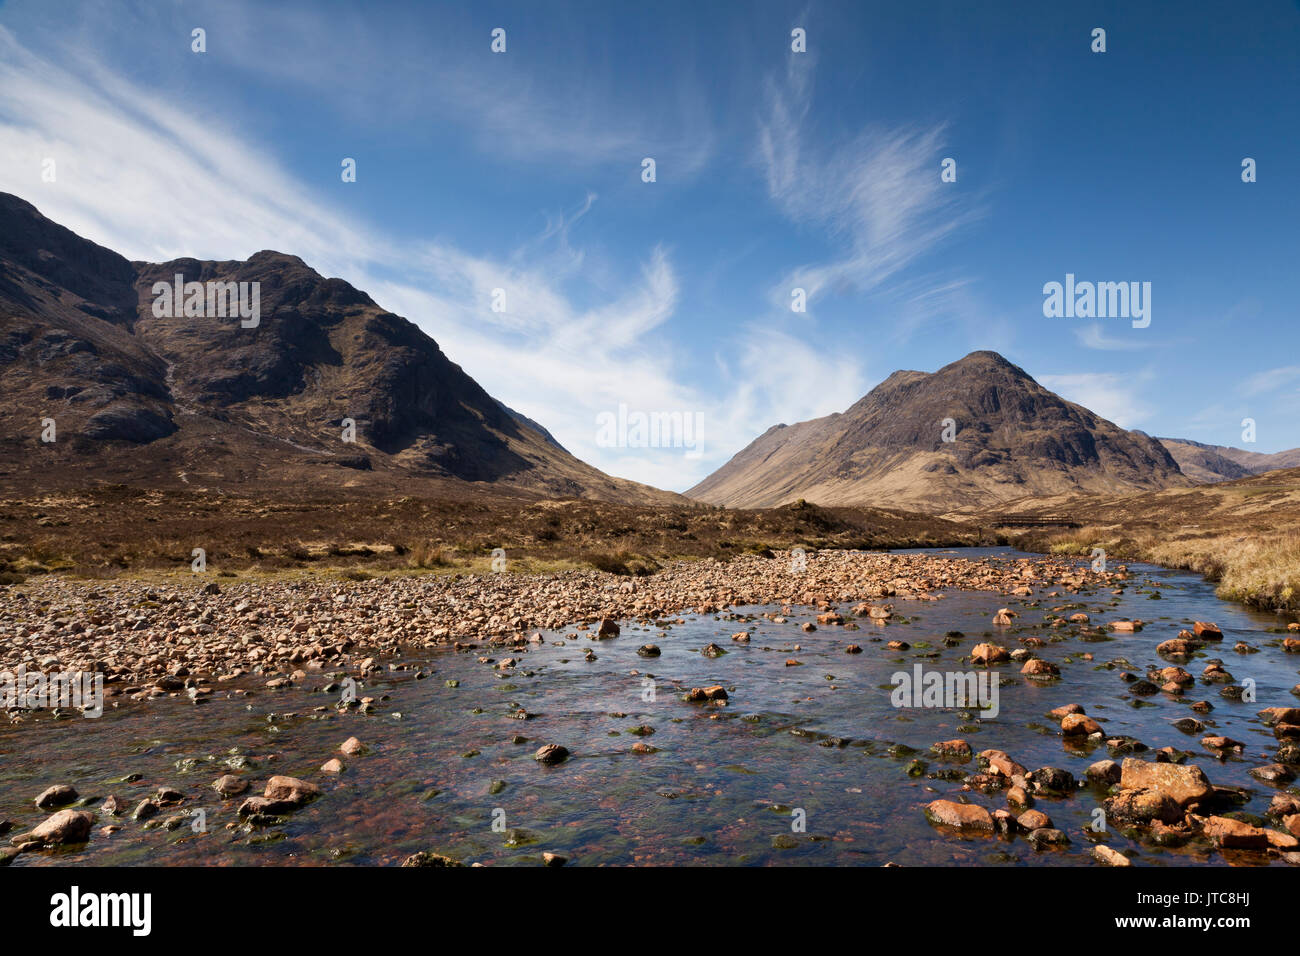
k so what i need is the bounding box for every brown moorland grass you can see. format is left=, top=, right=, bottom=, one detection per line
left=0, top=485, right=985, bottom=582
left=1005, top=466, right=1300, bottom=615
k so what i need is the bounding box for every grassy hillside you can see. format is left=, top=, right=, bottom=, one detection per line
left=1006, top=466, right=1300, bottom=614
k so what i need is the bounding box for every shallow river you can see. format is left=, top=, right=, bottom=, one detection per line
left=2, top=548, right=1297, bottom=866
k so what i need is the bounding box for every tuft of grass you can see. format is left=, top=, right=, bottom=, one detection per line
left=1031, top=526, right=1300, bottom=614
left=1211, top=534, right=1300, bottom=612
left=409, top=542, right=455, bottom=569
left=583, top=550, right=661, bottom=576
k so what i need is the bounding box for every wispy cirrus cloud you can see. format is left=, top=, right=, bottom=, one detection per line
left=757, top=56, right=979, bottom=311
left=0, top=21, right=781, bottom=491
left=1038, top=372, right=1154, bottom=429
left=1242, top=365, right=1300, bottom=396
left=1074, top=322, right=1154, bottom=352
left=0, top=25, right=379, bottom=267
left=208, top=2, right=718, bottom=177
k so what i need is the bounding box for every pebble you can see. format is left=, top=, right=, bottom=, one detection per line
left=534, top=744, right=569, bottom=765
left=34, top=785, right=78, bottom=810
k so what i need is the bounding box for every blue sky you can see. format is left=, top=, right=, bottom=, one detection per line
left=1, top=0, right=1297, bottom=490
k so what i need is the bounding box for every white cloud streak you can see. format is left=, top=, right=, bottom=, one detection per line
left=757, top=56, right=977, bottom=310
left=0, top=23, right=776, bottom=491
left=1038, top=372, right=1152, bottom=430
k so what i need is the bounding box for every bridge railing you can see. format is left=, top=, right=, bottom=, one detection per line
left=990, top=515, right=1081, bottom=528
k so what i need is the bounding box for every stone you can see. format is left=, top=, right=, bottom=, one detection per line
left=1157, top=638, right=1196, bottom=657
left=237, top=796, right=283, bottom=817
left=1027, top=767, right=1075, bottom=794
left=1202, top=816, right=1269, bottom=849
left=932, top=739, right=971, bottom=757
left=1103, top=788, right=1183, bottom=826
left=596, top=618, right=620, bottom=639
left=1259, top=707, right=1300, bottom=726
left=1266, top=828, right=1299, bottom=850
left=321, top=758, right=345, bottom=773
left=1048, top=704, right=1085, bottom=719
left=339, top=737, right=364, bottom=755
left=401, top=851, right=464, bottom=867
left=979, top=749, right=1029, bottom=778
left=1026, top=827, right=1069, bottom=849
left=534, top=744, right=569, bottom=765
left=1018, top=809, right=1053, bottom=830
left=1153, top=665, right=1193, bottom=685
left=686, top=685, right=728, bottom=702
left=1092, top=844, right=1132, bottom=866
left=1021, top=658, right=1059, bottom=678
left=263, top=775, right=321, bottom=806
left=212, top=775, right=248, bottom=797
left=924, top=799, right=994, bottom=832
left=26, top=809, right=94, bottom=845
left=34, top=785, right=78, bottom=810
left=971, top=643, right=1010, bottom=665
left=1119, top=758, right=1213, bottom=808
left=101, top=795, right=126, bottom=815
left=1249, top=764, right=1295, bottom=784
left=1086, top=759, right=1121, bottom=785
left=1061, top=713, right=1102, bottom=736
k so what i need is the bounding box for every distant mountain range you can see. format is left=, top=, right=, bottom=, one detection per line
left=0, top=193, right=677, bottom=503
left=1156, top=437, right=1300, bottom=484
left=687, top=351, right=1192, bottom=513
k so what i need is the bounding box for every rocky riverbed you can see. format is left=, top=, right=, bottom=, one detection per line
left=0, top=549, right=1119, bottom=691
left=2, top=548, right=1299, bottom=866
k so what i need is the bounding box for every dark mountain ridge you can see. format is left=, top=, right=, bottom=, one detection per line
left=0, top=193, right=677, bottom=503
left=688, top=350, right=1190, bottom=513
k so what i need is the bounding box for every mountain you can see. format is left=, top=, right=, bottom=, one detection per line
left=0, top=193, right=677, bottom=504
left=687, top=350, right=1190, bottom=513
left=496, top=400, right=567, bottom=452
left=1158, top=437, right=1300, bottom=483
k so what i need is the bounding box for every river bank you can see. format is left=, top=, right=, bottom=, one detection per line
left=1003, top=467, right=1300, bottom=616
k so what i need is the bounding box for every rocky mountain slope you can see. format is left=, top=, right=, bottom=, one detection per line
left=0, top=193, right=676, bottom=503
left=1158, top=437, right=1300, bottom=483
left=688, top=351, right=1190, bottom=513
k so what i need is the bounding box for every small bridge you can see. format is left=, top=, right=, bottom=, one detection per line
left=991, top=514, right=1081, bottom=529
